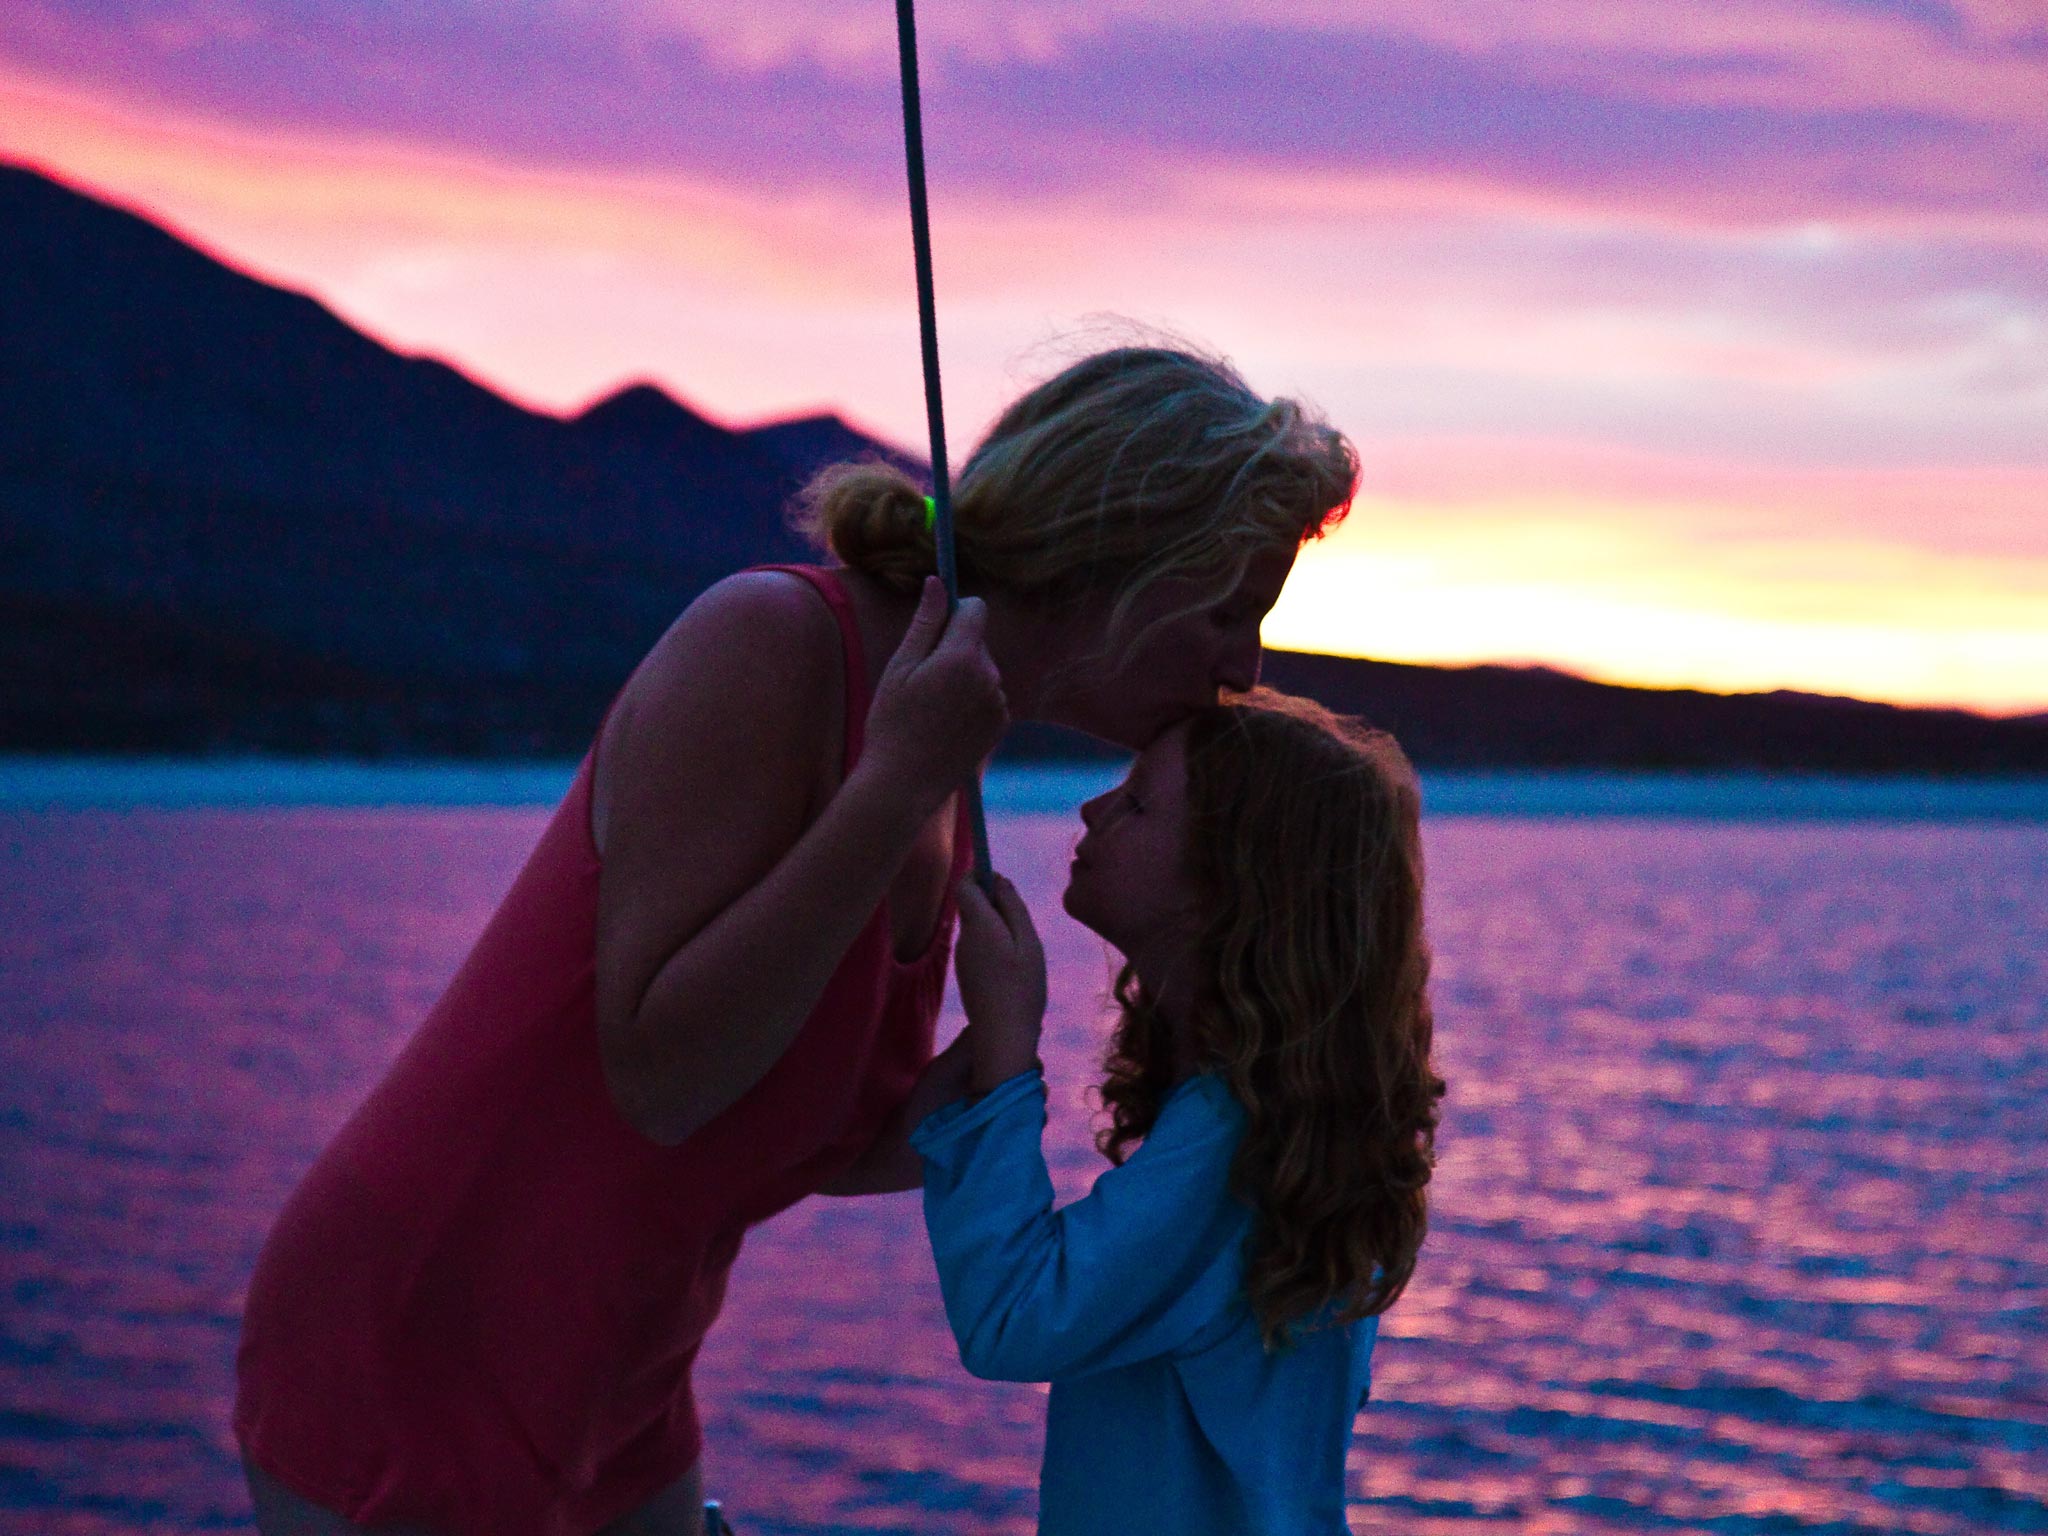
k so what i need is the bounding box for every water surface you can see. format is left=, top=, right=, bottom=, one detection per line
left=2, top=793, right=2043, bottom=1533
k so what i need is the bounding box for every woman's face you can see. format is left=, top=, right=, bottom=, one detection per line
left=1046, top=542, right=1298, bottom=751
left=1062, top=718, right=1202, bottom=962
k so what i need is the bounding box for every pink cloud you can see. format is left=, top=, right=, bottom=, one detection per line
left=3, top=0, right=2043, bottom=234
left=1358, top=438, right=2048, bottom=561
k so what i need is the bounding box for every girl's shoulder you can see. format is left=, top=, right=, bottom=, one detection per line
left=1150, top=1072, right=1248, bottom=1152
left=1167, top=1071, right=1245, bottom=1124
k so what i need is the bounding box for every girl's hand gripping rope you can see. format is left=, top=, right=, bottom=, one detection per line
left=952, top=872, right=1047, bottom=1094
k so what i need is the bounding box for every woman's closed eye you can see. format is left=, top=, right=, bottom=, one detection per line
left=1093, top=787, right=1142, bottom=831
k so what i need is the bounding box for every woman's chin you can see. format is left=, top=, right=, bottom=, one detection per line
left=1041, top=691, right=1172, bottom=754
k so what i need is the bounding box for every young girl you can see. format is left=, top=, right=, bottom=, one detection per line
left=911, top=687, right=1444, bottom=1534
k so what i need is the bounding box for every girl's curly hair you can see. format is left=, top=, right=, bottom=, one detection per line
left=1095, top=688, right=1444, bottom=1349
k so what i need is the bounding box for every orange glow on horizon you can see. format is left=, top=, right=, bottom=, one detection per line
left=1271, top=501, right=2048, bottom=716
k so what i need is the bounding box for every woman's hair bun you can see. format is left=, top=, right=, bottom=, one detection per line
left=789, top=461, right=935, bottom=596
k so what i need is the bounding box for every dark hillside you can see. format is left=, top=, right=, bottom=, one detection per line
left=1257, top=653, right=2048, bottom=774
left=0, top=161, right=906, bottom=752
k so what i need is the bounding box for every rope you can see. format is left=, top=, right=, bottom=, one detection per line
left=894, top=0, right=995, bottom=889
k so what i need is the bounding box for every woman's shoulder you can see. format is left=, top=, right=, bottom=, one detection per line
left=618, top=568, right=843, bottom=732
left=592, top=567, right=847, bottom=851
left=681, top=566, right=845, bottom=654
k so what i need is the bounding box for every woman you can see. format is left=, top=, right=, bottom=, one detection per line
left=234, top=344, right=1359, bottom=1536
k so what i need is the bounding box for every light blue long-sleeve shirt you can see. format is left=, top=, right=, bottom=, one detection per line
left=911, top=1068, right=1378, bottom=1535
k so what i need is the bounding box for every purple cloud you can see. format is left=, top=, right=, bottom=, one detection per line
left=5, top=1, right=2042, bottom=226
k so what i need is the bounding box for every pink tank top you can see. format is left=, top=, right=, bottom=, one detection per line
left=234, top=565, right=969, bottom=1536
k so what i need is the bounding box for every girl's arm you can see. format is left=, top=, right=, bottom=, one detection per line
left=911, top=1067, right=1248, bottom=1382
left=912, top=874, right=1247, bottom=1380
left=595, top=575, right=1005, bottom=1147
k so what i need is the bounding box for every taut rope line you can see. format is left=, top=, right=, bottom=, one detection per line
left=894, top=0, right=996, bottom=889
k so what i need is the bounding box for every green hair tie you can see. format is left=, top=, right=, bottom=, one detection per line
left=922, top=494, right=937, bottom=531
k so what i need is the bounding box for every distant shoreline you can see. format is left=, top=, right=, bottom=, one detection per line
left=5, top=756, right=2046, bottom=820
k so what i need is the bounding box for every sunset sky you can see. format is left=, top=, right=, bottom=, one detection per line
left=3, top=1, right=2044, bottom=712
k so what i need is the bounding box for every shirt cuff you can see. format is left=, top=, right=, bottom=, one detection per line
left=910, top=1067, right=1043, bottom=1155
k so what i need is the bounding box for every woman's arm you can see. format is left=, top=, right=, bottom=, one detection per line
left=823, top=856, right=1046, bottom=1195
left=595, top=574, right=1005, bottom=1147
left=818, top=1029, right=976, bottom=1196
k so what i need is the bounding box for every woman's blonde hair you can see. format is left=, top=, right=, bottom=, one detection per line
left=790, top=344, right=1357, bottom=658
left=1095, top=688, right=1444, bottom=1349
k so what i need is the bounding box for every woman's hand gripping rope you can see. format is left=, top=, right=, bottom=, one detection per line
left=860, top=575, right=1009, bottom=827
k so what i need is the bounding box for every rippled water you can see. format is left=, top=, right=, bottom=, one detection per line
left=2, top=801, right=2044, bottom=1534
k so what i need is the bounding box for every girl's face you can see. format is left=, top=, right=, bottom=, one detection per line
left=1062, top=719, right=1203, bottom=963
left=1043, top=543, right=1297, bottom=751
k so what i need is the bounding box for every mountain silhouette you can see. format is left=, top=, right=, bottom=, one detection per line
left=3, top=158, right=2043, bottom=770
left=0, top=160, right=915, bottom=752
left=1255, top=653, right=2048, bottom=775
